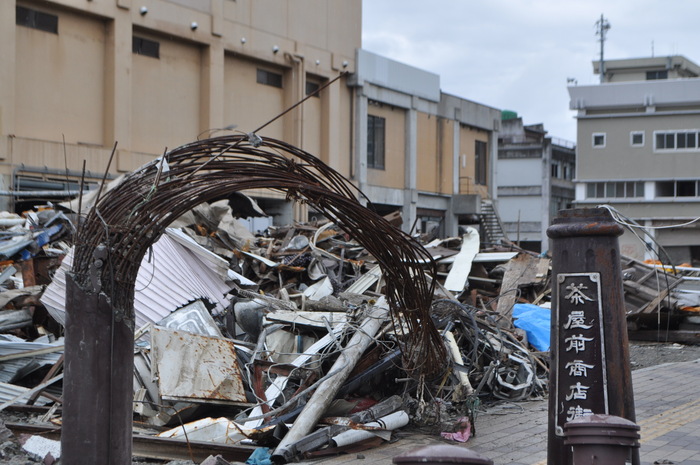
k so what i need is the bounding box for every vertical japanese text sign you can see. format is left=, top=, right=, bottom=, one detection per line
left=554, top=272, right=608, bottom=436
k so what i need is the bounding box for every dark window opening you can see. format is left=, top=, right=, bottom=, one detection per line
left=593, top=134, right=605, bottom=147
left=677, top=132, right=697, bottom=149
left=656, top=181, right=675, bottom=197
left=257, top=69, right=283, bottom=88
left=475, top=140, right=488, bottom=185
left=367, top=115, right=385, bottom=170
left=677, top=181, right=697, bottom=197
left=305, top=81, right=320, bottom=97
left=551, top=163, right=560, bottom=178
left=631, top=132, right=644, bottom=146
left=646, top=70, right=668, bottom=80
left=132, top=36, right=160, bottom=58
left=16, top=6, right=58, bottom=34
left=656, top=132, right=676, bottom=150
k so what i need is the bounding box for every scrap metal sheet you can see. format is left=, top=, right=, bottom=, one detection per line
left=41, top=232, right=234, bottom=329
left=151, top=327, right=247, bottom=404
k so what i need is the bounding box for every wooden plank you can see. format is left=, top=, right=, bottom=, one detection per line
left=496, top=254, right=550, bottom=319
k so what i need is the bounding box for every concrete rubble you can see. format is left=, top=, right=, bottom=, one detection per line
left=0, top=197, right=697, bottom=463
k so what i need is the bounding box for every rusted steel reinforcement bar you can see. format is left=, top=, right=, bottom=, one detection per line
left=72, top=135, right=445, bottom=373
left=65, top=134, right=447, bottom=463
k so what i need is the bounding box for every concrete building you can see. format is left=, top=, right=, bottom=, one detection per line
left=1, top=0, right=359, bottom=224
left=2, top=1, right=501, bottom=238
left=496, top=114, right=575, bottom=253
left=350, top=49, right=501, bottom=238
left=569, top=55, right=700, bottom=265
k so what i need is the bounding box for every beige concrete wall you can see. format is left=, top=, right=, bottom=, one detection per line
left=14, top=6, right=105, bottom=145
left=132, top=31, right=202, bottom=154
left=416, top=112, right=438, bottom=193
left=415, top=114, right=456, bottom=196
left=367, top=104, right=405, bottom=190
left=1, top=0, right=359, bottom=215
left=224, top=55, right=285, bottom=140
left=322, top=78, right=352, bottom=177
left=302, top=76, right=323, bottom=158
left=458, top=125, right=490, bottom=198
left=439, top=118, right=454, bottom=195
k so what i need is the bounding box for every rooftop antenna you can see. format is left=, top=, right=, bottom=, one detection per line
left=595, top=14, right=611, bottom=83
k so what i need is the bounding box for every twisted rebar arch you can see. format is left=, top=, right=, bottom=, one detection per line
left=71, top=135, right=446, bottom=375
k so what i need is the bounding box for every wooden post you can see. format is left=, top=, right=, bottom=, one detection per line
left=61, top=274, right=134, bottom=464
left=546, top=208, right=638, bottom=465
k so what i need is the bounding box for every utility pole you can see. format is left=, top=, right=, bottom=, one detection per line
left=596, top=14, right=611, bottom=83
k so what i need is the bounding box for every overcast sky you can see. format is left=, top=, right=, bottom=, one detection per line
left=362, top=1, right=700, bottom=143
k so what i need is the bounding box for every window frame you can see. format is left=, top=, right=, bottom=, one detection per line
left=256, top=68, right=283, bottom=88
left=551, top=162, right=560, bottom=178
left=474, top=140, right=488, bottom=186
left=656, top=180, right=700, bottom=198
left=305, top=81, right=321, bottom=97
left=646, top=70, right=668, bottom=80
left=367, top=114, right=386, bottom=170
left=132, top=36, right=160, bottom=59
left=654, top=130, right=700, bottom=152
left=592, top=133, right=606, bottom=148
left=16, top=6, right=58, bottom=34
left=586, top=181, right=644, bottom=199
left=630, top=131, right=644, bottom=147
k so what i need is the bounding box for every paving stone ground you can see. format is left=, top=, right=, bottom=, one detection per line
left=305, top=357, right=700, bottom=465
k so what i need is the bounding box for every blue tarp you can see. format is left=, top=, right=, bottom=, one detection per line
left=246, top=447, right=272, bottom=465
left=512, top=303, right=551, bottom=352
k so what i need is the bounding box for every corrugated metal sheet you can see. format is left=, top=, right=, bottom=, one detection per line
left=0, top=336, right=63, bottom=384
left=0, top=382, right=52, bottom=406
left=40, top=229, right=238, bottom=329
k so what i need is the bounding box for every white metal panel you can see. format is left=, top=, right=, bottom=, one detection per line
left=151, top=327, right=247, bottom=404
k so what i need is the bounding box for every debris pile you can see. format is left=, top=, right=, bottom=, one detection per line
left=0, top=198, right=553, bottom=463
left=0, top=135, right=695, bottom=463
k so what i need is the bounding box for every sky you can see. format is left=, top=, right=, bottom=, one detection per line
left=362, top=1, right=700, bottom=143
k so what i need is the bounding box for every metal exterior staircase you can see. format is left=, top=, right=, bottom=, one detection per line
left=479, top=199, right=510, bottom=247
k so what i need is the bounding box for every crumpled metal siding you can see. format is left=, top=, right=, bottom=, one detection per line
left=41, top=231, right=233, bottom=329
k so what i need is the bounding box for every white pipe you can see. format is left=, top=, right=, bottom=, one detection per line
left=272, top=299, right=389, bottom=459
left=445, top=330, right=474, bottom=397
left=331, top=410, right=409, bottom=447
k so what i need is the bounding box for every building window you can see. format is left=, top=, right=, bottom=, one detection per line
left=677, top=132, right=697, bottom=149
left=562, top=163, right=573, bottom=180
left=305, top=81, right=320, bottom=97
left=256, top=69, right=283, bottom=88
left=631, top=131, right=644, bottom=147
left=656, top=180, right=700, bottom=198
left=592, top=133, right=606, bottom=148
left=646, top=70, right=668, bottom=80
left=551, top=162, right=560, bottom=178
left=367, top=115, right=385, bottom=170
left=655, top=130, right=700, bottom=151
left=132, top=36, right=160, bottom=58
left=16, top=6, right=58, bottom=34
left=475, top=140, right=488, bottom=185
left=586, top=181, right=644, bottom=199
